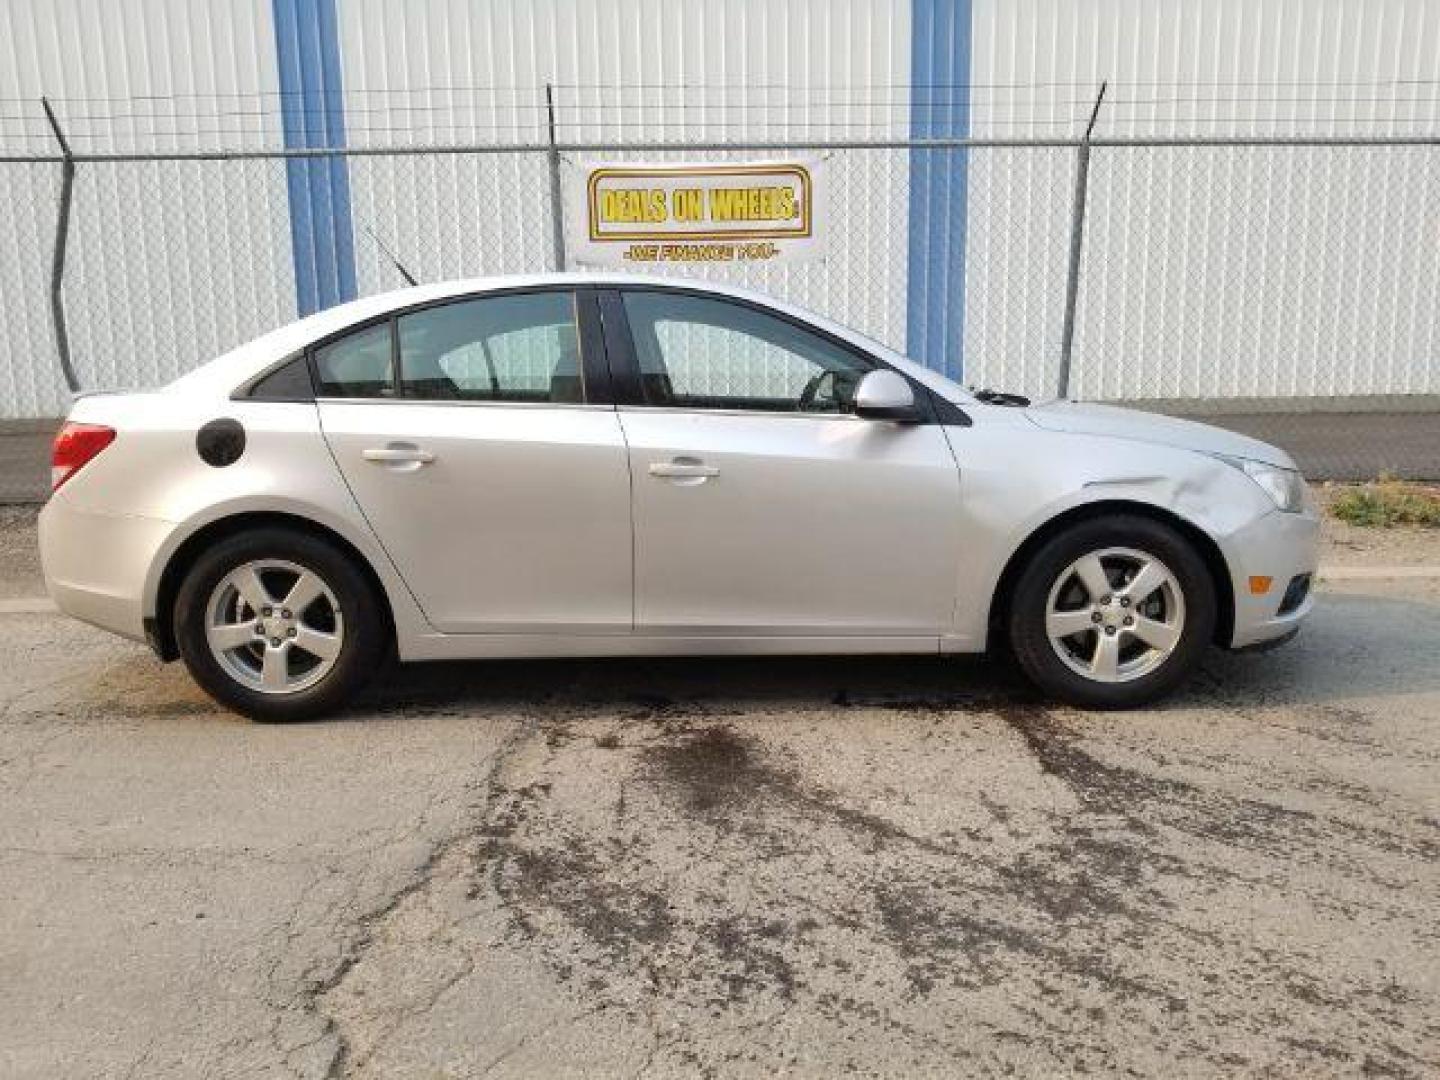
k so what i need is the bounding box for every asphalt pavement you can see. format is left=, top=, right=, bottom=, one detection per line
left=1196, top=410, right=1440, bottom=481
left=1, top=506, right=1436, bottom=1077
left=0, top=420, right=55, bottom=503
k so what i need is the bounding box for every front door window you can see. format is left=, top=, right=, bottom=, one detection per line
left=621, top=291, right=874, bottom=414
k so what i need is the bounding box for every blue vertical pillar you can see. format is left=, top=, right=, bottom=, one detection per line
left=906, top=0, right=972, bottom=379
left=272, top=0, right=357, bottom=316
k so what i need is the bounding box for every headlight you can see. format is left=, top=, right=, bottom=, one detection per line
left=1219, top=456, right=1307, bottom=513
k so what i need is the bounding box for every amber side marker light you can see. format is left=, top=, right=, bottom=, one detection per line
left=1248, top=575, right=1274, bottom=595
left=51, top=422, right=116, bottom=492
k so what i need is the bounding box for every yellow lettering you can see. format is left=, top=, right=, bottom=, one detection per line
left=599, top=188, right=668, bottom=224
left=672, top=188, right=704, bottom=222
left=659, top=243, right=737, bottom=262
left=707, top=186, right=798, bottom=222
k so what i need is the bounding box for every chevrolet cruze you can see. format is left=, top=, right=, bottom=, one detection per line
left=39, top=274, right=1318, bottom=720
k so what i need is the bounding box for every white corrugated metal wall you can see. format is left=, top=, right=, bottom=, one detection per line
left=0, top=0, right=1436, bottom=417
left=0, top=0, right=295, bottom=419
left=965, top=0, right=1440, bottom=401
left=336, top=0, right=913, bottom=353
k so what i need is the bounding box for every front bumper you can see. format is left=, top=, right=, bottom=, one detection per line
left=1223, top=507, right=1321, bottom=649
left=38, top=500, right=175, bottom=645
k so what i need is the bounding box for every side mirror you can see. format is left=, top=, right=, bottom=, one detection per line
left=853, top=370, right=920, bottom=422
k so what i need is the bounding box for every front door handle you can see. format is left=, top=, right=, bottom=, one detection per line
left=649, top=457, right=719, bottom=481
left=363, top=443, right=435, bottom=466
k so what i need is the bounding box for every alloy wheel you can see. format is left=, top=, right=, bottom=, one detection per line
left=1044, top=546, right=1186, bottom=684
left=204, top=559, right=344, bottom=694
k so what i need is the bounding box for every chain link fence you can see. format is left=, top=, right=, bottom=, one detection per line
left=1, top=127, right=1436, bottom=480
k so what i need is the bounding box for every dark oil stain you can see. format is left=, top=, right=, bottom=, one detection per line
left=644, top=724, right=758, bottom=815
left=1000, top=705, right=1440, bottom=862
left=475, top=751, right=810, bottom=1008
left=709, top=915, right=801, bottom=1002
left=500, top=843, right=674, bottom=957
left=462, top=706, right=1436, bottom=1077
left=106, top=700, right=220, bottom=719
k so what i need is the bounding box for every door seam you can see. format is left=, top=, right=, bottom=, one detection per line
left=614, top=410, right=638, bottom=632
left=314, top=403, right=436, bottom=628
left=938, top=423, right=967, bottom=637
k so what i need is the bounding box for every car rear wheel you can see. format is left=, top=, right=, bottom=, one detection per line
left=1007, top=516, right=1217, bottom=709
left=174, top=528, right=387, bottom=721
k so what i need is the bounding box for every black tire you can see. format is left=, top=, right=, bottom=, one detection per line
left=1007, top=515, right=1217, bottom=709
left=173, top=527, right=388, bottom=721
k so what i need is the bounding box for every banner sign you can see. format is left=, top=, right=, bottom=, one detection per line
left=566, top=159, right=824, bottom=266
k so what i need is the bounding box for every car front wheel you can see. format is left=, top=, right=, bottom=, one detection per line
left=1007, top=515, right=1217, bottom=709
left=173, top=527, right=387, bottom=721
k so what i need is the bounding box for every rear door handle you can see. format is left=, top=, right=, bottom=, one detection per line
left=649, top=459, right=719, bottom=480
left=362, top=443, right=435, bottom=465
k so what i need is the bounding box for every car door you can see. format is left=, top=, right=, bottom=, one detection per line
left=604, top=288, right=963, bottom=639
left=316, top=288, right=633, bottom=635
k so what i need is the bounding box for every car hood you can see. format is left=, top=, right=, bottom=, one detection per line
left=1023, top=400, right=1295, bottom=468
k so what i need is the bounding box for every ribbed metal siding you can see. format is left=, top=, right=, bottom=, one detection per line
left=0, top=0, right=295, bottom=418
left=335, top=0, right=914, bottom=350
left=0, top=163, right=64, bottom=417
left=970, top=0, right=1440, bottom=140
left=0, top=0, right=284, bottom=156
left=337, top=0, right=911, bottom=146
left=3, top=1, right=1435, bottom=417
left=966, top=0, right=1440, bottom=400
left=1076, top=143, right=1440, bottom=401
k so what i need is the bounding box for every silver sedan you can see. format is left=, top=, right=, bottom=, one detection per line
left=39, top=274, right=1318, bottom=720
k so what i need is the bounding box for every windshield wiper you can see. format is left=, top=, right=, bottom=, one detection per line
left=971, top=388, right=1031, bottom=407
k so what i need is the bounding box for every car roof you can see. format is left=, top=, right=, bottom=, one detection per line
left=167, top=272, right=973, bottom=405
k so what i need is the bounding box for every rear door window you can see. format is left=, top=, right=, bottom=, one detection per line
left=313, top=323, right=394, bottom=398
left=397, top=292, right=585, bottom=403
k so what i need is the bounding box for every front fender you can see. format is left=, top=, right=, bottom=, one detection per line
left=943, top=424, right=1276, bottom=649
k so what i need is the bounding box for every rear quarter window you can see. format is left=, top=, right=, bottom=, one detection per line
left=243, top=354, right=314, bottom=401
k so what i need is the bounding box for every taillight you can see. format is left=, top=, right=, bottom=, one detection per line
left=51, top=422, right=116, bottom=492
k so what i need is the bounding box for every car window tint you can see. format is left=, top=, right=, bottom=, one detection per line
left=398, top=292, right=584, bottom=403
left=313, top=323, right=394, bottom=398
left=620, top=291, right=872, bottom=413
left=246, top=354, right=314, bottom=400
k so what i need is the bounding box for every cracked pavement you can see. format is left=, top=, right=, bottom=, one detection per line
left=1, top=509, right=1437, bottom=1076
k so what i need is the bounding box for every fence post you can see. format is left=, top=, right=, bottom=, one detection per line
left=545, top=83, right=568, bottom=271
left=41, top=97, right=80, bottom=394
left=1056, top=81, right=1107, bottom=400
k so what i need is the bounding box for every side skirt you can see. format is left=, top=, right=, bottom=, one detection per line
left=398, top=633, right=981, bottom=662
